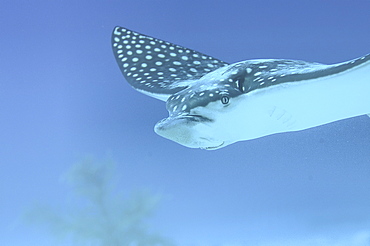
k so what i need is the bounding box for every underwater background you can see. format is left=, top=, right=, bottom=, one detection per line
left=1, top=0, right=370, bottom=245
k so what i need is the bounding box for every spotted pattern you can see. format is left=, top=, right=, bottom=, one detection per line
left=164, top=54, right=370, bottom=115
left=166, top=81, right=242, bottom=115
left=112, top=26, right=229, bottom=96
left=215, top=54, right=370, bottom=94
left=112, top=27, right=370, bottom=120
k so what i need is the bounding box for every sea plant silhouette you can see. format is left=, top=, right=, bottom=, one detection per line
left=25, top=158, right=174, bottom=246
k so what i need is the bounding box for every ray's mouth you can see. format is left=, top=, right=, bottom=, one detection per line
left=177, top=114, right=213, bottom=123
left=200, top=141, right=225, bottom=150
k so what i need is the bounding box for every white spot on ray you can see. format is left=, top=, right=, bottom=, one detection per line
left=114, top=28, right=122, bottom=35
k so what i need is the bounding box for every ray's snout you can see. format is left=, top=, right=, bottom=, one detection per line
left=154, top=116, right=198, bottom=148
left=154, top=115, right=223, bottom=149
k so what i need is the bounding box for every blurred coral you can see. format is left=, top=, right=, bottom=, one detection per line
left=24, top=158, right=175, bottom=246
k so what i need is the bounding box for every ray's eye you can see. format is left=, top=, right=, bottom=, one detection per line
left=221, top=95, right=230, bottom=105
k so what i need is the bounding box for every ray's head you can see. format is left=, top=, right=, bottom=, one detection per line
left=154, top=64, right=246, bottom=150
left=111, top=27, right=248, bottom=150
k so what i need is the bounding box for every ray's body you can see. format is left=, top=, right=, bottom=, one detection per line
left=112, top=26, right=370, bottom=149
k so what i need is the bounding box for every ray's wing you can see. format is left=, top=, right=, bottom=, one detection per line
left=237, top=53, right=370, bottom=93
left=112, top=26, right=229, bottom=101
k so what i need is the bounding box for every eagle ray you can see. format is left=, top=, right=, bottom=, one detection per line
left=112, top=26, right=370, bottom=150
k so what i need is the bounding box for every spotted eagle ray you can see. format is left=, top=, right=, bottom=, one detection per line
left=112, top=26, right=370, bottom=150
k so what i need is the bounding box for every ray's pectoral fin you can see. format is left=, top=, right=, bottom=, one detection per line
left=367, top=114, right=370, bottom=118
left=111, top=26, right=229, bottom=101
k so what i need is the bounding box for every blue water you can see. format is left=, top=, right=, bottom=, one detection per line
left=1, top=1, right=370, bottom=245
